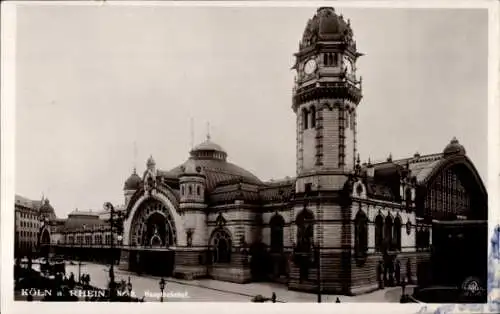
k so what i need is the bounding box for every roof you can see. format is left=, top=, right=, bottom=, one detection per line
left=362, top=152, right=446, bottom=201
left=299, top=7, right=354, bottom=50
left=62, top=211, right=108, bottom=232
left=260, top=178, right=295, bottom=202
left=160, top=158, right=263, bottom=192
left=192, top=139, right=226, bottom=154
left=15, top=195, right=42, bottom=211
left=124, top=170, right=142, bottom=190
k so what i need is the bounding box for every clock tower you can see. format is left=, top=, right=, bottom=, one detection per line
left=292, top=7, right=363, bottom=192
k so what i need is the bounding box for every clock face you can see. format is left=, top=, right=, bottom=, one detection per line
left=344, top=56, right=353, bottom=74
left=304, top=58, right=317, bottom=75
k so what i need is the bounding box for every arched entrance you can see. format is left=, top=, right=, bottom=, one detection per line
left=128, top=198, right=177, bottom=276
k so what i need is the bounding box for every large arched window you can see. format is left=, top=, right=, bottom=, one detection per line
left=302, top=108, right=309, bottom=130
left=354, top=210, right=368, bottom=256
left=270, top=214, right=285, bottom=253
left=394, top=216, right=402, bottom=251
left=310, top=106, right=316, bottom=128
left=211, top=228, right=232, bottom=264
left=385, top=215, right=394, bottom=251
left=296, top=209, right=314, bottom=253
left=375, top=214, right=384, bottom=252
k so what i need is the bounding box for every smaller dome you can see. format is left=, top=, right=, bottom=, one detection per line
left=124, top=169, right=142, bottom=190
left=181, top=158, right=205, bottom=176
left=147, top=155, right=156, bottom=168
left=39, top=199, right=56, bottom=219
left=443, top=137, right=466, bottom=156
left=190, top=138, right=228, bottom=161
left=192, top=140, right=226, bottom=153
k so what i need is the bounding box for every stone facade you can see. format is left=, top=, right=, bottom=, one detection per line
left=32, top=6, right=487, bottom=296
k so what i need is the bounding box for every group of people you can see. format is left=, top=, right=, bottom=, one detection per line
left=377, top=258, right=413, bottom=289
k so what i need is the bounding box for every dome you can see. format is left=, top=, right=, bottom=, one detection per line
left=192, top=139, right=226, bottom=153
left=39, top=198, right=56, bottom=219
left=180, top=158, right=205, bottom=176
left=124, top=169, right=142, bottom=190
left=443, top=137, right=466, bottom=156
left=301, top=7, right=353, bottom=48
left=190, top=138, right=228, bottom=161
left=147, top=155, right=156, bottom=168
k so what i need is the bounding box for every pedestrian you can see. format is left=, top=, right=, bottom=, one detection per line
left=271, top=292, right=276, bottom=303
left=377, top=261, right=385, bottom=289
left=335, top=297, right=341, bottom=303
left=395, top=260, right=401, bottom=285
left=406, top=259, right=413, bottom=284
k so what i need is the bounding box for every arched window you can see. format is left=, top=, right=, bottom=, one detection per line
left=385, top=215, right=394, bottom=251
left=270, top=214, right=285, bottom=253
left=302, top=108, right=309, bottom=130
left=394, top=216, right=402, bottom=251
left=405, top=188, right=412, bottom=202
left=354, top=210, right=368, bottom=256
left=188, top=185, right=193, bottom=195
left=181, top=186, right=184, bottom=195
left=197, top=186, right=201, bottom=196
left=323, top=53, right=328, bottom=66
left=211, top=228, right=232, bottom=264
left=296, top=209, right=314, bottom=252
left=310, top=106, right=316, bottom=128
left=333, top=53, right=338, bottom=66
left=329, top=53, right=334, bottom=66
left=375, top=214, right=384, bottom=252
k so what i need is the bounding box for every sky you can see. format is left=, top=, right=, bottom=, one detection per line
left=15, top=4, right=488, bottom=219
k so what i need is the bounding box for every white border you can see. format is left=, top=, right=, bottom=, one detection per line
left=1, top=1, right=498, bottom=314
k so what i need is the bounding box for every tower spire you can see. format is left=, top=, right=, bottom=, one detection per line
left=206, top=121, right=211, bottom=141
left=133, top=141, right=138, bottom=174
left=190, top=117, right=195, bottom=149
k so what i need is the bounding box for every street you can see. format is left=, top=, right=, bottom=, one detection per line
left=63, top=261, right=403, bottom=302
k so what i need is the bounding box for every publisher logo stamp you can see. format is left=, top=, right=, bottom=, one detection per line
left=461, top=277, right=486, bottom=297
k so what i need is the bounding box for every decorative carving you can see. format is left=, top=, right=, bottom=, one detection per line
left=130, top=199, right=177, bottom=247
left=215, top=212, right=227, bottom=227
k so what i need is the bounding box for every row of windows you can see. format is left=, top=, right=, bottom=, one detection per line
left=18, top=230, right=38, bottom=238
left=181, top=185, right=202, bottom=197
left=20, top=221, right=38, bottom=228
left=19, top=212, right=37, bottom=220
left=301, top=106, right=356, bottom=131
left=323, top=53, right=339, bottom=67
left=374, top=215, right=403, bottom=252
left=66, top=234, right=112, bottom=245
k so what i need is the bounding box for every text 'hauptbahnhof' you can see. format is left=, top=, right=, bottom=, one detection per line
left=16, top=7, right=487, bottom=296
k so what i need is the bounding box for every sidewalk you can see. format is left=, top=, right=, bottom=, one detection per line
left=113, top=266, right=404, bottom=303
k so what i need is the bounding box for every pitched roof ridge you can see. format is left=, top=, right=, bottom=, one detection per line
left=370, top=152, right=443, bottom=166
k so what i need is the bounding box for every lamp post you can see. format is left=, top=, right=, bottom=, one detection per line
left=104, top=202, right=123, bottom=300
left=316, top=241, right=322, bottom=303
left=127, top=276, right=133, bottom=299
left=159, top=277, right=166, bottom=302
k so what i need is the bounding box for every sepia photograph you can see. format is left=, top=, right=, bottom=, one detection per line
left=2, top=0, right=499, bottom=310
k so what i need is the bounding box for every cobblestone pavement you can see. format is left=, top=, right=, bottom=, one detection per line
left=64, top=261, right=404, bottom=302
